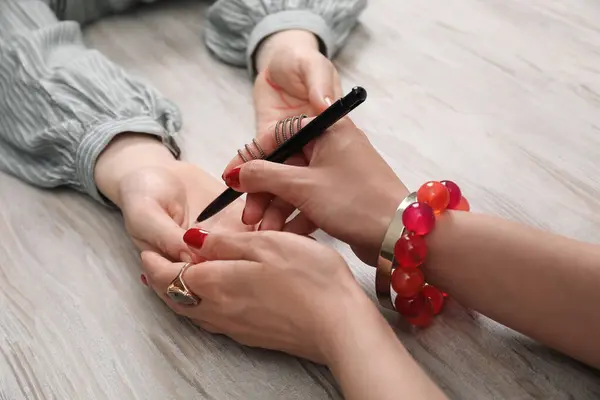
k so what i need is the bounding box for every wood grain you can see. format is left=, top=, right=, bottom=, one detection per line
left=1, top=0, right=600, bottom=398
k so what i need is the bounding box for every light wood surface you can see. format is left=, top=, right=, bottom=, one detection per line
left=2, top=0, right=600, bottom=398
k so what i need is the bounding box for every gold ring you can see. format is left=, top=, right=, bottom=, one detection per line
left=166, top=263, right=200, bottom=306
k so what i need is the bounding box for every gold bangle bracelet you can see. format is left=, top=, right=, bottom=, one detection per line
left=375, top=192, right=417, bottom=310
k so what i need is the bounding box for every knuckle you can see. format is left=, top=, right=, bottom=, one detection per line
left=201, top=268, right=225, bottom=299
left=210, top=238, right=236, bottom=261
left=242, top=160, right=264, bottom=180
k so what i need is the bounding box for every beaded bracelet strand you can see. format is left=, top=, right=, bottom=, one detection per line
left=390, top=180, right=470, bottom=328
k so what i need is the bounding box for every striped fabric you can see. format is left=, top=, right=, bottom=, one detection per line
left=0, top=0, right=366, bottom=203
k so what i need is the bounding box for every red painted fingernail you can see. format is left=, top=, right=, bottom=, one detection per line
left=224, top=167, right=241, bottom=188
left=183, top=228, right=209, bottom=248
left=140, top=274, right=148, bottom=286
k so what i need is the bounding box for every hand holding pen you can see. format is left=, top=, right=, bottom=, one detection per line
left=194, top=88, right=409, bottom=266
left=197, top=87, right=367, bottom=223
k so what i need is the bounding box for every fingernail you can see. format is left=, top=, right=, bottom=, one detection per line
left=180, top=252, right=193, bottom=263
left=224, top=167, right=241, bottom=188
left=183, top=228, right=209, bottom=248
left=140, top=274, right=148, bottom=286
left=324, top=96, right=333, bottom=106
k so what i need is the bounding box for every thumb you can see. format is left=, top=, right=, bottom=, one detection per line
left=224, top=160, right=310, bottom=206
left=128, top=201, right=192, bottom=262
left=303, top=55, right=342, bottom=112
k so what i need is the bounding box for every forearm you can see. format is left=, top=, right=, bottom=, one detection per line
left=0, top=1, right=180, bottom=203
left=424, top=211, right=600, bottom=367
left=323, top=293, right=447, bottom=400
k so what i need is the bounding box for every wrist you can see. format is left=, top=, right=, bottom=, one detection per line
left=320, top=286, right=404, bottom=370
left=94, top=133, right=176, bottom=207
left=319, top=286, right=382, bottom=366
left=255, top=29, right=319, bottom=74
left=355, top=180, right=409, bottom=266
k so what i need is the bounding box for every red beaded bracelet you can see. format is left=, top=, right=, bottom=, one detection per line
left=384, top=180, right=470, bottom=328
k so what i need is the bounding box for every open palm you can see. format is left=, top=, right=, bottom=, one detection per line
left=253, top=47, right=342, bottom=133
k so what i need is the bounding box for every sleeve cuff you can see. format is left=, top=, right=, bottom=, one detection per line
left=76, top=116, right=181, bottom=204
left=246, top=10, right=334, bottom=77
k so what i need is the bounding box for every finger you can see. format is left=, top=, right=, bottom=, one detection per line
left=242, top=193, right=273, bottom=225
left=140, top=251, right=203, bottom=317
left=221, top=117, right=314, bottom=179
left=303, top=55, right=339, bottom=112
left=259, top=197, right=295, bottom=231
left=259, top=154, right=306, bottom=231
left=182, top=229, right=260, bottom=262
left=332, top=68, right=343, bottom=98
left=140, top=251, right=249, bottom=319
left=221, top=128, right=278, bottom=178
left=283, top=212, right=318, bottom=236
left=227, top=160, right=311, bottom=209
left=130, top=202, right=191, bottom=262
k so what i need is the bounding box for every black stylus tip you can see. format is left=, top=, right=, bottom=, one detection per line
left=352, top=86, right=367, bottom=101
left=196, top=212, right=209, bottom=223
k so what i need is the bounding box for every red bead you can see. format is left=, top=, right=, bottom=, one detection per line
left=422, top=285, right=445, bottom=315
left=417, top=181, right=450, bottom=214
left=391, top=267, right=424, bottom=298
left=396, top=293, right=435, bottom=327
left=406, top=304, right=434, bottom=328
left=441, top=180, right=462, bottom=209
left=455, top=196, right=470, bottom=212
left=394, top=292, right=428, bottom=317
left=393, top=232, right=427, bottom=268
left=402, top=202, right=436, bottom=235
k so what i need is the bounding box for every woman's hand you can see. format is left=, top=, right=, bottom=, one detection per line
left=222, top=118, right=409, bottom=265
left=222, top=29, right=344, bottom=239
left=253, top=30, right=342, bottom=133
left=94, top=133, right=253, bottom=262
left=141, top=230, right=371, bottom=363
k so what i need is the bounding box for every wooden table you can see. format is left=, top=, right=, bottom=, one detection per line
left=1, top=1, right=599, bottom=398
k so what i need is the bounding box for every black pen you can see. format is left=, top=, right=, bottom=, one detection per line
left=196, top=86, right=367, bottom=223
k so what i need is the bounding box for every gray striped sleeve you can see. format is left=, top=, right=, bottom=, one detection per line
left=205, top=0, right=368, bottom=76
left=0, top=0, right=181, bottom=204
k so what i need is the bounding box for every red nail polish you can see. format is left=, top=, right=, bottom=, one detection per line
left=224, top=167, right=241, bottom=188
left=183, top=228, right=209, bottom=248
left=140, top=274, right=148, bottom=286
